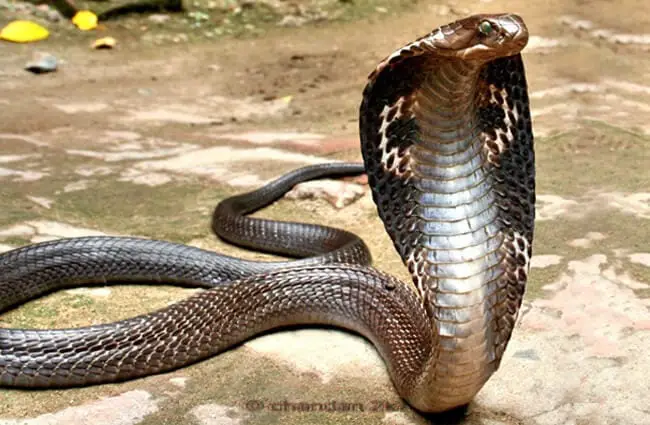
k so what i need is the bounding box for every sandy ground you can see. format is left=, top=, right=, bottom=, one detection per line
left=1, top=1, right=650, bottom=424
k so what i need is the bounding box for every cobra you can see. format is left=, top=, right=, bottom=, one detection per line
left=0, top=13, right=535, bottom=414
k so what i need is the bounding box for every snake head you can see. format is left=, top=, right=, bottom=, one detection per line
left=425, top=13, right=529, bottom=61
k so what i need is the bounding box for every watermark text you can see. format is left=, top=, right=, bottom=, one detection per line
left=243, top=399, right=405, bottom=413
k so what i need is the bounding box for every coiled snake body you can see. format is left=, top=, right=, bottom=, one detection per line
left=0, top=14, right=535, bottom=413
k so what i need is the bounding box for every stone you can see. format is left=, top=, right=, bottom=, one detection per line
left=25, top=52, right=58, bottom=74
left=148, top=14, right=171, bottom=24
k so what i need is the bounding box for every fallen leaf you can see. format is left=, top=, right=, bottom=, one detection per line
left=91, top=36, right=116, bottom=49
left=72, top=10, right=98, bottom=31
left=0, top=20, right=49, bottom=43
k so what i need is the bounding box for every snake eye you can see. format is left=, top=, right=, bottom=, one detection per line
left=479, top=20, right=494, bottom=35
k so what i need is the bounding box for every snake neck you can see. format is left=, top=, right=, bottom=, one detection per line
left=401, top=59, right=505, bottom=410
left=407, top=58, right=488, bottom=302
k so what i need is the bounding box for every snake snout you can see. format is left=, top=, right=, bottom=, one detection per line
left=499, top=14, right=528, bottom=51
left=477, top=13, right=529, bottom=59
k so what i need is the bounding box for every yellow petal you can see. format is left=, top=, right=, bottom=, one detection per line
left=72, top=10, right=98, bottom=31
left=92, top=36, right=116, bottom=49
left=0, top=20, right=49, bottom=43
left=280, top=95, right=293, bottom=104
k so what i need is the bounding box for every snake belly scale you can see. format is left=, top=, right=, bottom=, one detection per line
left=0, top=14, right=535, bottom=414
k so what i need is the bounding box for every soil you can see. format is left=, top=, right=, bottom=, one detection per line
left=1, top=1, right=650, bottom=424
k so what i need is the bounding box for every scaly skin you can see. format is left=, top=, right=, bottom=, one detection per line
left=0, top=14, right=534, bottom=414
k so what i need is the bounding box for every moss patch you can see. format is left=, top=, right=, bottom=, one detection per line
left=48, top=176, right=234, bottom=243
left=536, top=120, right=650, bottom=196
left=617, top=260, right=650, bottom=299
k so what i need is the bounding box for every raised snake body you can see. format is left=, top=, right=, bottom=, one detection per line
left=0, top=14, right=535, bottom=413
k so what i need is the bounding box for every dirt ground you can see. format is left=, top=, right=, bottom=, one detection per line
left=1, top=0, right=650, bottom=424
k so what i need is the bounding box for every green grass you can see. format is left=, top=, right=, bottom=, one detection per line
left=0, top=185, right=41, bottom=228
left=0, top=236, right=32, bottom=246
left=48, top=176, right=234, bottom=243
left=3, top=294, right=92, bottom=328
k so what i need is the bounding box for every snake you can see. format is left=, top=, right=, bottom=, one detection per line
left=0, top=13, right=535, bottom=414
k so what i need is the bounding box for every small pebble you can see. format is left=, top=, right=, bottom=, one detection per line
left=513, top=349, right=541, bottom=361
left=45, top=10, right=62, bottom=22
left=278, top=15, right=306, bottom=27
left=25, top=52, right=58, bottom=74
left=138, top=88, right=153, bottom=96
left=148, top=14, right=171, bottom=24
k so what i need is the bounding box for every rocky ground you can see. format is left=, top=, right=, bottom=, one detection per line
left=1, top=0, right=650, bottom=424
